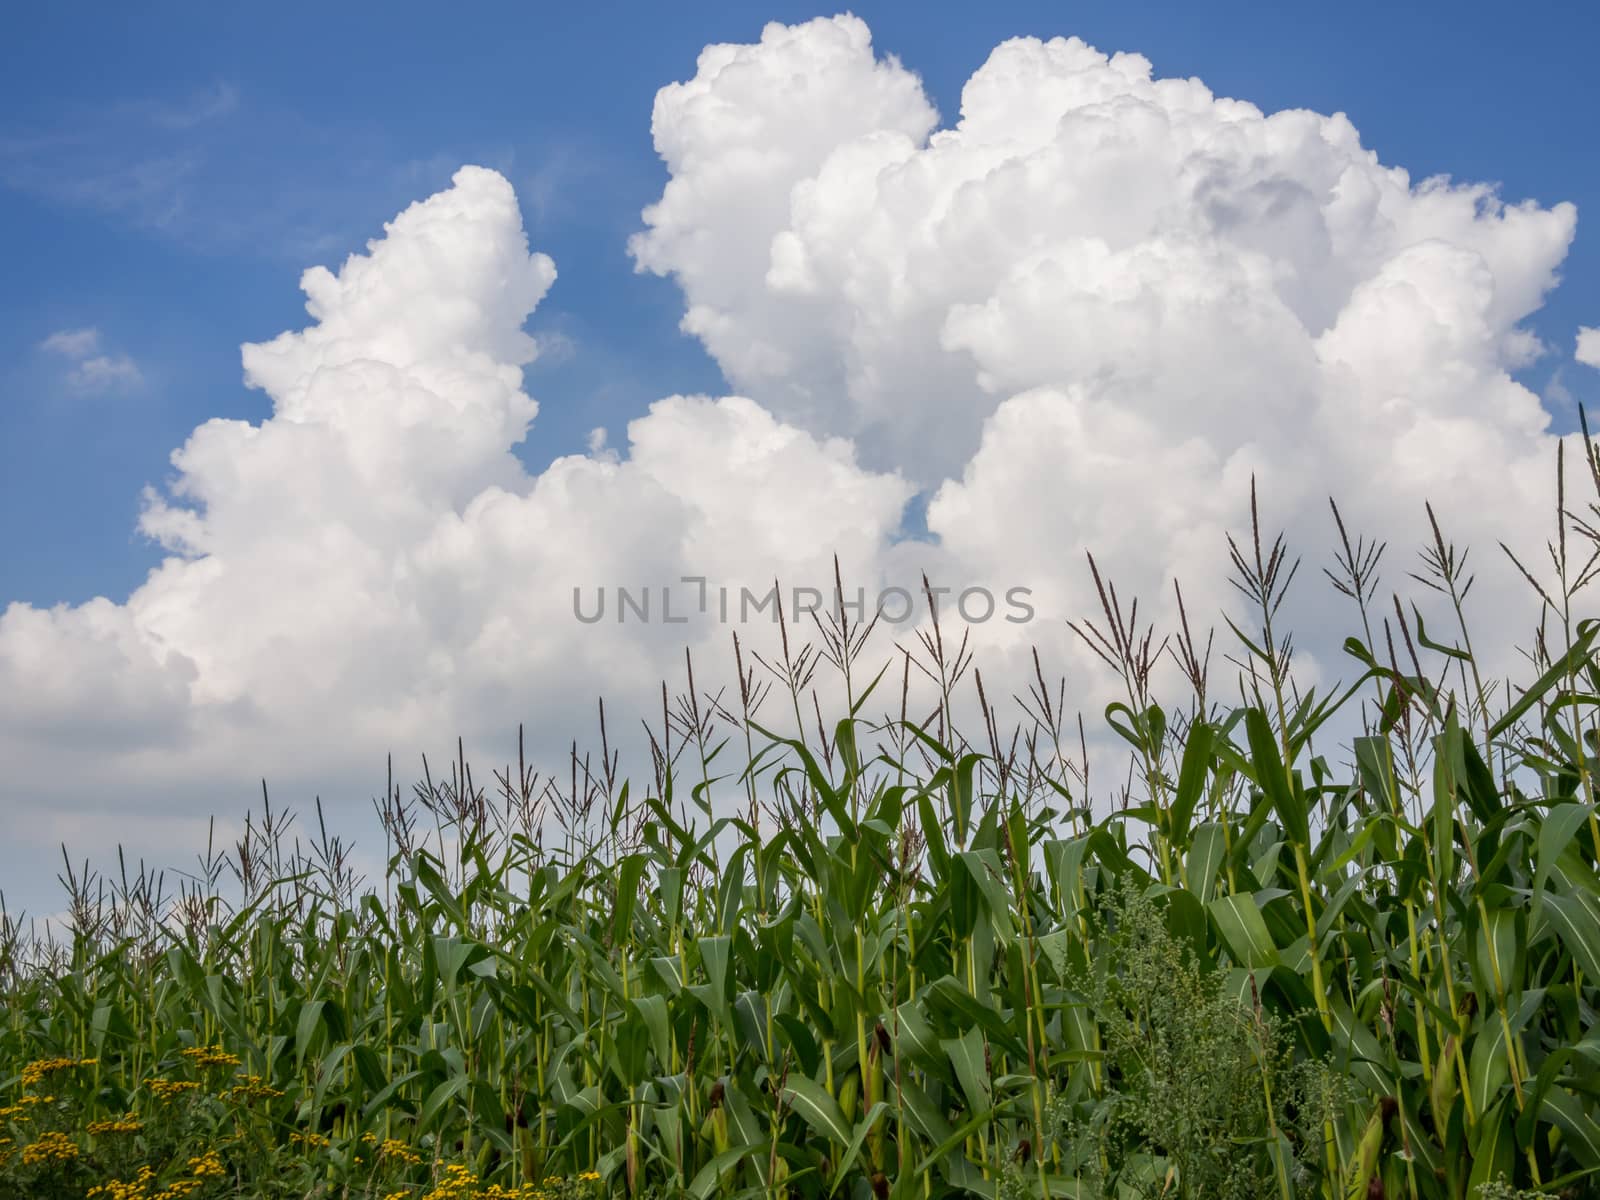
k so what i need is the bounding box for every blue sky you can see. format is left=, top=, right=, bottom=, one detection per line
left=3, top=0, right=1598, bottom=612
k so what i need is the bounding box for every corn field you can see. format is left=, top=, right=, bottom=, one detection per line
left=5, top=478, right=1600, bottom=1200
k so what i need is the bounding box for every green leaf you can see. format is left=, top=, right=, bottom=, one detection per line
left=1489, top=619, right=1600, bottom=740
left=1245, top=708, right=1307, bottom=846
left=957, top=850, right=1016, bottom=943
left=1170, top=720, right=1216, bottom=847
left=632, top=994, right=671, bottom=1066
left=1468, top=1015, right=1511, bottom=1107
left=1187, top=822, right=1228, bottom=903
left=782, top=1074, right=852, bottom=1147
left=1536, top=804, right=1594, bottom=903
left=1543, top=890, right=1600, bottom=981
left=687, top=1144, right=766, bottom=1199
left=417, top=1074, right=471, bottom=1135
left=1208, top=893, right=1280, bottom=968
left=612, top=853, right=647, bottom=945
left=827, top=1101, right=890, bottom=1198
left=1542, top=1086, right=1600, bottom=1168
left=1467, top=1097, right=1515, bottom=1199
left=942, top=1027, right=991, bottom=1113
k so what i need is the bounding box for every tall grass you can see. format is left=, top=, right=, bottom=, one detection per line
left=5, top=451, right=1600, bottom=1199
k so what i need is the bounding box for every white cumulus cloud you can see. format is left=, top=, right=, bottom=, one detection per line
left=633, top=14, right=1580, bottom=680
left=1578, top=326, right=1600, bottom=369
left=1, top=165, right=912, bottom=908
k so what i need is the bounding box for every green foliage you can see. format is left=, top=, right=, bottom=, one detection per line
left=1048, top=880, right=1341, bottom=1199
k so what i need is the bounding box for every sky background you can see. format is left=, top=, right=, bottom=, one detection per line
left=4, top=0, right=1599, bottom=611
left=2, top=4, right=1599, bottom=916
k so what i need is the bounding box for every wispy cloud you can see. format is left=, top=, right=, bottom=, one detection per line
left=134, top=82, right=240, bottom=131
left=0, top=81, right=248, bottom=243
left=39, top=327, right=102, bottom=358
left=39, top=326, right=143, bottom=393
left=68, top=354, right=143, bottom=392
left=0, top=83, right=232, bottom=232
left=0, top=82, right=502, bottom=262
left=0, top=120, right=202, bottom=235
left=1546, top=366, right=1576, bottom=410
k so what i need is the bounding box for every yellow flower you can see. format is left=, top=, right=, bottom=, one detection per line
left=20, top=1128, right=79, bottom=1165
left=179, top=1045, right=242, bottom=1070
left=419, top=1163, right=481, bottom=1200
left=19, top=1056, right=95, bottom=1087
left=86, top=1115, right=145, bottom=1135
left=148, top=1078, right=202, bottom=1100
left=188, top=1149, right=226, bottom=1179
left=87, top=1166, right=160, bottom=1200
left=224, top=1074, right=283, bottom=1102
left=378, top=1137, right=423, bottom=1166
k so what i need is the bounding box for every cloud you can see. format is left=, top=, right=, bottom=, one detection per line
left=1, top=84, right=235, bottom=232
left=70, top=354, right=143, bottom=391
left=40, top=328, right=102, bottom=358
left=1, top=79, right=463, bottom=262
left=1579, top=326, right=1600, bottom=369
left=631, top=15, right=1580, bottom=681
left=39, top=326, right=143, bottom=392
left=137, top=82, right=240, bottom=131
left=1, top=139, right=201, bottom=234
left=1546, top=367, right=1575, bottom=410
left=531, top=328, right=578, bottom=366
left=633, top=19, right=1572, bottom=487
left=1, top=18, right=1594, bottom=912
left=0, top=164, right=912, bottom=906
